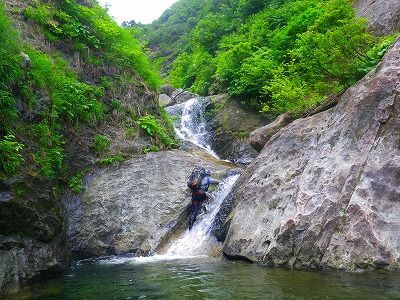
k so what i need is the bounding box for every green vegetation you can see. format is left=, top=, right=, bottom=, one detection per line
left=137, top=0, right=396, bottom=114
left=68, top=171, right=84, bottom=193
left=0, top=0, right=176, bottom=184
left=98, top=155, right=124, bottom=165
left=143, top=145, right=160, bottom=154
left=137, top=115, right=175, bottom=147
left=0, top=135, right=24, bottom=178
left=94, top=135, right=110, bottom=154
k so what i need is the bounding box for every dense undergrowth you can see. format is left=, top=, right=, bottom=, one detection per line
left=0, top=0, right=177, bottom=187
left=136, top=0, right=397, bottom=113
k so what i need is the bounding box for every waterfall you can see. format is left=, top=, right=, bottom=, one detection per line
left=166, top=97, right=220, bottom=159
left=163, top=174, right=239, bottom=258
left=97, top=97, right=240, bottom=264
left=98, top=173, right=239, bottom=265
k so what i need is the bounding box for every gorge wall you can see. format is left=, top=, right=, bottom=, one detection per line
left=216, top=35, right=400, bottom=271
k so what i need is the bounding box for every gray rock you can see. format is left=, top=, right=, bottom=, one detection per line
left=249, top=112, right=296, bottom=152
left=64, top=150, right=240, bottom=259
left=206, top=95, right=271, bottom=165
left=0, top=237, right=67, bottom=294
left=354, top=0, right=400, bottom=36
left=171, top=89, right=199, bottom=104
left=159, top=94, right=173, bottom=107
left=219, top=38, right=400, bottom=271
left=160, top=84, right=175, bottom=97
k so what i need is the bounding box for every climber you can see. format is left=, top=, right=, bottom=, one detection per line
left=187, top=168, right=219, bottom=231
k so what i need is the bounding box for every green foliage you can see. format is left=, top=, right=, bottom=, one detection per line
left=0, top=135, right=24, bottom=177
left=31, top=122, right=64, bottom=178
left=22, top=0, right=161, bottom=89
left=0, top=0, right=175, bottom=189
left=98, top=154, right=124, bottom=165
left=26, top=49, right=105, bottom=124
left=170, top=49, right=217, bottom=94
left=137, top=115, right=176, bottom=147
left=161, top=0, right=396, bottom=113
left=125, top=127, right=136, bottom=138
left=68, top=171, right=84, bottom=193
left=143, top=145, right=160, bottom=154
left=94, top=135, right=109, bottom=153
left=0, top=3, right=22, bottom=133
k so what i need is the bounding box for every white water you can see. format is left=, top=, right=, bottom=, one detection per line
left=163, top=174, right=240, bottom=258
left=166, top=98, right=220, bottom=159
left=97, top=174, right=239, bottom=265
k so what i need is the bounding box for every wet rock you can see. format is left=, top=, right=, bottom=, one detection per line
left=0, top=176, right=69, bottom=294
left=64, top=150, right=240, bottom=259
left=0, top=236, right=68, bottom=294
left=220, top=38, right=400, bottom=271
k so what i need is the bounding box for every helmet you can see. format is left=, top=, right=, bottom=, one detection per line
left=205, top=169, right=210, bottom=176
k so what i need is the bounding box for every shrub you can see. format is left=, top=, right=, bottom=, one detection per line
left=69, top=171, right=84, bottom=193
left=0, top=135, right=24, bottom=177
left=94, top=134, right=109, bottom=153
left=31, top=122, right=64, bottom=178
left=137, top=115, right=175, bottom=147
left=98, top=155, right=124, bottom=165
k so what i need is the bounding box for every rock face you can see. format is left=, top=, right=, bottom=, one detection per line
left=249, top=112, right=297, bottom=153
left=217, top=38, right=400, bottom=271
left=64, top=150, right=240, bottom=259
left=0, top=177, right=69, bottom=294
left=354, top=0, right=400, bottom=36
left=206, top=95, right=271, bottom=165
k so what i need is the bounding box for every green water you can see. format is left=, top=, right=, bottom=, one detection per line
left=9, top=256, right=400, bottom=300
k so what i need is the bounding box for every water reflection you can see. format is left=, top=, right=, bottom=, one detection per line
left=9, top=258, right=400, bottom=299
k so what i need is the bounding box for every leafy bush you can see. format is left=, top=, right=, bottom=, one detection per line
left=26, top=49, right=105, bottom=124
left=94, top=135, right=109, bottom=154
left=31, top=122, right=64, bottom=178
left=0, top=3, right=22, bottom=133
left=0, top=135, right=24, bottom=177
left=98, top=155, right=124, bottom=165
left=68, top=171, right=84, bottom=193
left=137, top=115, right=175, bottom=147
left=164, top=0, right=396, bottom=114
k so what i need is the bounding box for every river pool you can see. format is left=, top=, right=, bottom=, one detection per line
left=9, top=255, right=400, bottom=300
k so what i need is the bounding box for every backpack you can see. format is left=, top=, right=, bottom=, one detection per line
left=187, top=167, right=206, bottom=192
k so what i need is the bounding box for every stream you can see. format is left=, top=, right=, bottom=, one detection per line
left=9, top=98, right=400, bottom=299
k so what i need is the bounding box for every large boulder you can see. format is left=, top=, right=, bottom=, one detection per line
left=216, top=37, right=400, bottom=271
left=64, top=150, right=240, bottom=259
left=354, top=0, right=400, bottom=36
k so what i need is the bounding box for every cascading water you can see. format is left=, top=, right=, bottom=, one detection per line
left=114, top=172, right=239, bottom=263
left=153, top=97, right=240, bottom=260
left=166, top=97, right=220, bottom=159
left=106, top=97, right=239, bottom=262
left=163, top=174, right=239, bottom=258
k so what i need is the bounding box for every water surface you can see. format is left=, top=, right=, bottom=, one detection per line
left=10, top=257, right=400, bottom=300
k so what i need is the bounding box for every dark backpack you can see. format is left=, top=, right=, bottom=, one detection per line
left=187, top=167, right=206, bottom=192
